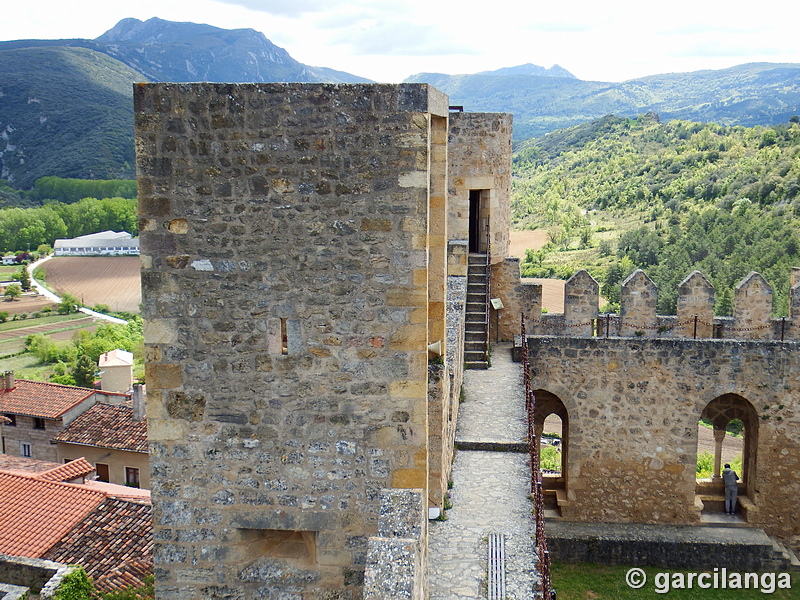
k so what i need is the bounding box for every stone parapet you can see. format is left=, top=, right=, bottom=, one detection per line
left=533, top=268, right=800, bottom=342
left=363, top=489, right=426, bottom=600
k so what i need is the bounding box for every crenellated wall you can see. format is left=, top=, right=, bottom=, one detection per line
left=531, top=268, right=800, bottom=342
left=522, top=267, right=800, bottom=544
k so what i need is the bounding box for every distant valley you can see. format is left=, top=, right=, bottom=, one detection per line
left=1, top=17, right=799, bottom=189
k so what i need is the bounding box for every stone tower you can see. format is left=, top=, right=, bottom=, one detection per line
left=135, top=82, right=512, bottom=599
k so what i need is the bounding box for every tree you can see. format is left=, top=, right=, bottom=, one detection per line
left=57, top=292, right=81, bottom=314
left=15, top=268, right=31, bottom=291
left=4, top=283, right=22, bottom=300
left=71, top=354, right=97, bottom=388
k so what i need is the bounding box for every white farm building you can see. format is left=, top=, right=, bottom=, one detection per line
left=53, top=231, right=140, bottom=256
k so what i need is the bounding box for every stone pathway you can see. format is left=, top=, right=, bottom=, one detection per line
left=428, top=343, right=540, bottom=599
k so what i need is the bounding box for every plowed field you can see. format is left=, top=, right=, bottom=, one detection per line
left=44, top=257, right=141, bottom=313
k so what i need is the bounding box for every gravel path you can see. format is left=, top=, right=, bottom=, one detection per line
left=428, top=344, right=541, bottom=599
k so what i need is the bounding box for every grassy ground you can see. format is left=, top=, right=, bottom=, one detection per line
left=551, top=562, right=798, bottom=599
left=0, top=313, right=85, bottom=332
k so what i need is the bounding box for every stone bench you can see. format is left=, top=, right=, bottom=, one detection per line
left=697, top=493, right=757, bottom=518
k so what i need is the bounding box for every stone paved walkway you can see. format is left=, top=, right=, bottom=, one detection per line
left=428, top=343, right=540, bottom=599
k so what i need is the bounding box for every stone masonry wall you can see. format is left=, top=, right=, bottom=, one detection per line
left=136, top=82, right=449, bottom=599
left=528, top=336, right=800, bottom=540
left=447, top=112, right=512, bottom=263
left=491, top=257, right=541, bottom=342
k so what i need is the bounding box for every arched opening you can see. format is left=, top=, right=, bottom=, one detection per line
left=696, top=394, right=759, bottom=521
left=534, top=389, right=569, bottom=516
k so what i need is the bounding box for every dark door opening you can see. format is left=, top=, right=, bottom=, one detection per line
left=469, top=190, right=482, bottom=253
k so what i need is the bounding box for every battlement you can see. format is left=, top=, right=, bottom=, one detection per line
left=530, top=268, right=800, bottom=342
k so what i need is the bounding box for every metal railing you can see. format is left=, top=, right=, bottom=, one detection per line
left=484, top=228, right=492, bottom=363
left=521, top=314, right=555, bottom=599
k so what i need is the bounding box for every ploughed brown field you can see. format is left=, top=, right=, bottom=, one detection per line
left=0, top=293, right=54, bottom=315
left=509, top=230, right=565, bottom=313
left=44, top=257, right=142, bottom=313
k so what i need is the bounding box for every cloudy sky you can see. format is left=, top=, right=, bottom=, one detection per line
left=3, top=0, right=798, bottom=82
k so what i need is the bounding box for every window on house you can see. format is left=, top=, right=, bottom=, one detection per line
left=20, top=442, right=31, bottom=458
left=96, top=463, right=110, bottom=482
left=33, top=417, right=45, bottom=430
left=4, top=414, right=16, bottom=427
left=125, top=467, right=140, bottom=488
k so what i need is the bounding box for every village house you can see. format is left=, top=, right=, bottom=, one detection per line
left=0, top=456, right=153, bottom=594
left=0, top=372, right=129, bottom=462
left=53, top=394, right=149, bottom=488
left=98, top=348, right=135, bottom=393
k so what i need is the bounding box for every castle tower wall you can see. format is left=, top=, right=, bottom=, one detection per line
left=135, top=82, right=451, bottom=599
left=447, top=112, right=512, bottom=264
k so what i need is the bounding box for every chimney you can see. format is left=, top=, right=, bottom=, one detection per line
left=132, top=384, right=146, bottom=422
left=1, top=371, right=14, bottom=392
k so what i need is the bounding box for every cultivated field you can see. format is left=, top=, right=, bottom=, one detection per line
left=0, top=293, right=55, bottom=315
left=43, top=256, right=141, bottom=313
left=510, top=230, right=566, bottom=313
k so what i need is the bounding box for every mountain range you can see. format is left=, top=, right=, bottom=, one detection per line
left=1, top=17, right=799, bottom=189
left=406, top=63, right=800, bottom=139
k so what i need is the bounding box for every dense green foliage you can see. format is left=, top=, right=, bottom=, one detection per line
left=30, top=177, right=136, bottom=203
left=52, top=566, right=93, bottom=600
left=27, top=316, right=144, bottom=386
left=0, top=197, right=137, bottom=253
left=513, top=115, right=800, bottom=315
left=0, top=46, right=140, bottom=189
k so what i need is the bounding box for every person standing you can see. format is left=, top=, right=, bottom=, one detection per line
left=722, top=463, right=739, bottom=515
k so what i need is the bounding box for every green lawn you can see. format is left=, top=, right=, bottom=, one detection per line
left=551, top=562, right=798, bottom=600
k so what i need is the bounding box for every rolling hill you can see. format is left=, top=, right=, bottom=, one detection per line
left=407, top=63, right=800, bottom=139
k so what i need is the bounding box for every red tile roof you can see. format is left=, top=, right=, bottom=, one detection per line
left=37, top=458, right=95, bottom=483
left=93, top=559, right=153, bottom=593
left=52, top=401, right=148, bottom=453
left=0, top=455, right=62, bottom=474
left=44, top=497, right=153, bottom=593
left=0, top=471, right=106, bottom=556
left=0, top=379, right=94, bottom=419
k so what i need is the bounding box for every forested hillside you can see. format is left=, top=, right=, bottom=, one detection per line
left=512, top=114, right=800, bottom=316
left=0, top=46, right=142, bottom=188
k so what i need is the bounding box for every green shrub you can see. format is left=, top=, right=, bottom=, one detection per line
left=53, top=566, right=93, bottom=600
left=540, top=444, right=562, bottom=472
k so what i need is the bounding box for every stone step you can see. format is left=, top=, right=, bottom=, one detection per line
left=468, top=253, right=488, bottom=264
left=464, top=360, right=489, bottom=370
left=465, top=331, right=486, bottom=342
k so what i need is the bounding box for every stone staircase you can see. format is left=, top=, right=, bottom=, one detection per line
left=464, top=254, right=489, bottom=370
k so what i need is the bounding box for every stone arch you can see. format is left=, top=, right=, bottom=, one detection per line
left=533, top=389, right=569, bottom=514
left=696, top=394, right=759, bottom=518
